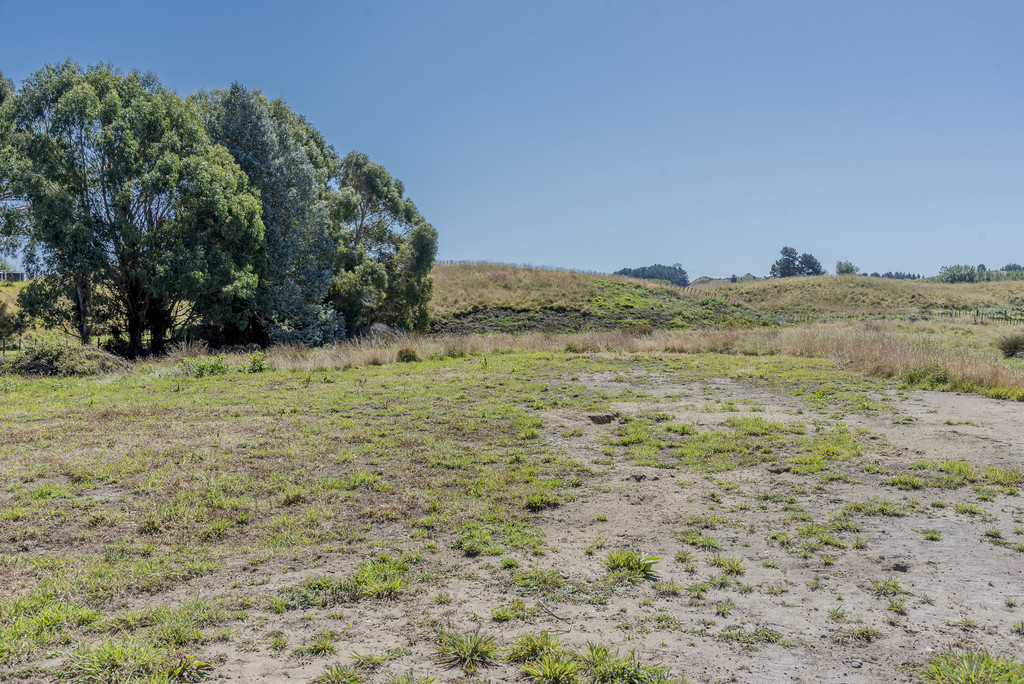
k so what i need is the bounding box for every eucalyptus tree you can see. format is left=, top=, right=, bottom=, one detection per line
left=0, top=69, right=27, bottom=255
left=198, top=84, right=343, bottom=344
left=330, top=152, right=438, bottom=331
left=1, top=61, right=264, bottom=355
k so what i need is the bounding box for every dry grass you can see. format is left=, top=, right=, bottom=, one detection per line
left=694, top=275, right=1024, bottom=315
left=143, top=321, right=1024, bottom=399
left=429, top=262, right=600, bottom=318
left=429, top=261, right=700, bottom=318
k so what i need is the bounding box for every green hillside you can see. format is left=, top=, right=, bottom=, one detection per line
left=429, top=262, right=767, bottom=332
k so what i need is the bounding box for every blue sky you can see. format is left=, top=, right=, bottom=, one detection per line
left=2, top=0, right=1023, bottom=277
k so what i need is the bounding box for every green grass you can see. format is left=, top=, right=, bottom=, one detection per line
left=605, top=548, right=660, bottom=581
left=0, top=351, right=614, bottom=675
left=3, top=334, right=1023, bottom=681
left=919, top=648, right=1024, bottom=683
left=435, top=629, right=497, bottom=674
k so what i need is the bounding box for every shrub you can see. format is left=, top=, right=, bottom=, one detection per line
left=238, top=350, right=269, bottom=373
left=176, top=354, right=232, bottom=377
left=1, top=342, right=130, bottom=376
left=996, top=330, right=1024, bottom=358
left=396, top=346, right=419, bottom=363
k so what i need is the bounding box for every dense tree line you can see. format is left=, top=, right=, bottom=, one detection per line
left=614, top=263, right=689, bottom=287
left=868, top=271, right=921, bottom=280
left=0, top=62, right=436, bottom=356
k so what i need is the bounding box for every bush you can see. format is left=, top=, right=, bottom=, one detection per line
left=396, top=346, right=419, bottom=363
left=238, top=350, right=269, bottom=373
left=176, top=354, right=232, bottom=377
left=996, top=330, right=1024, bottom=358
left=0, top=342, right=130, bottom=377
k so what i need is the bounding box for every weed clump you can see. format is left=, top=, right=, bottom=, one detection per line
left=920, top=647, right=1024, bottom=682
left=605, top=548, right=660, bottom=580
left=435, top=628, right=496, bottom=674
left=996, top=330, right=1024, bottom=358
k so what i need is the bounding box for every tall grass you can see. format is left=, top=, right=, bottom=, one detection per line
left=156, top=322, right=1024, bottom=400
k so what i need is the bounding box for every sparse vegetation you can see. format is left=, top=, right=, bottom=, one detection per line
left=5, top=263, right=1024, bottom=681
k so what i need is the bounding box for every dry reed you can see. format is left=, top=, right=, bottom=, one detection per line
left=150, top=321, right=1024, bottom=399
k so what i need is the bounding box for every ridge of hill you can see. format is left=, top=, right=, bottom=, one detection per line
left=694, top=274, right=1024, bottom=316
left=428, top=262, right=767, bottom=333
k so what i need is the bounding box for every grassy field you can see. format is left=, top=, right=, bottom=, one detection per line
left=3, top=267, right=1024, bottom=681
left=3, top=326, right=1024, bottom=681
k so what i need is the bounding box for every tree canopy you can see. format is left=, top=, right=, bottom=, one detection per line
left=939, top=264, right=987, bottom=283
left=198, top=83, right=343, bottom=345
left=1, top=61, right=265, bottom=355
left=1, top=61, right=439, bottom=355
left=614, top=263, right=690, bottom=287
left=835, top=260, right=858, bottom=276
left=769, top=247, right=824, bottom=278
left=329, top=151, right=437, bottom=332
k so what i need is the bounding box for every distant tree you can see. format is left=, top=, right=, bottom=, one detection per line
left=938, top=264, right=981, bottom=283
left=730, top=274, right=737, bottom=283
left=614, top=264, right=690, bottom=287
left=1001, top=263, right=1023, bottom=272
left=835, top=260, right=858, bottom=275
left=2, top=61, right=265, bottom=356
left=799, top=253, right=825, bottom=276
left=198, top=83, right=343, bottom=345
left=770, top=247, right=824, bottom=277
left=877, top=272, right=920, bottom=280
left=769, top=247, right=800, bottom=278
left=329, top=151, right=438, bottom=332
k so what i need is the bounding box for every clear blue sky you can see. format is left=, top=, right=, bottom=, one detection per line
left=2, top=0, right=1023, bottom=277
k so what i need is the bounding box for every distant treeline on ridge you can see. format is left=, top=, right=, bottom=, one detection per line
left=614, top=264, right=690, bottom=288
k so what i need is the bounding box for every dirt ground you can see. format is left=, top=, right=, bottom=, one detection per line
left=164, top=368, right=1024, bottom=683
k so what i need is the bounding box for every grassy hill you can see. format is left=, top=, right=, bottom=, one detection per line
left=0, top=281, right=22, bottom=310
left=691, top=275, right=1024, bottom=317
left=429, top=262, right=767, bottom=332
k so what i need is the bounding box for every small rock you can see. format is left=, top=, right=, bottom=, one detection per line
left=588, top=414, right=616, bottom=425
left=851, top=660, right=862, bottom=668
